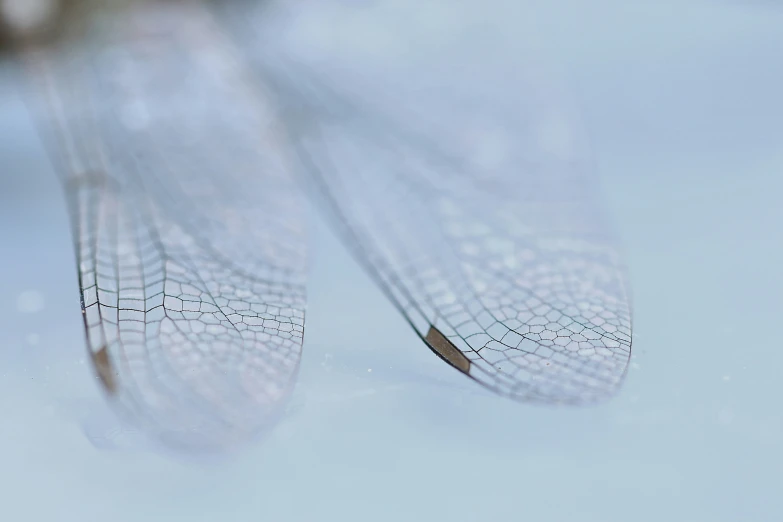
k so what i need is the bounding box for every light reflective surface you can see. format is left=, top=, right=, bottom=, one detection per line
left=1, top=0, right=782, bottom=521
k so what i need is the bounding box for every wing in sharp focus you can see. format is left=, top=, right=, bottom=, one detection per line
left=226, top=0, right=632, bottom=404
left=19, top=0, right=306, bottom=450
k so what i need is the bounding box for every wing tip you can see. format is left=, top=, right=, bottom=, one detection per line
left=90, top=345, right=118, bottom=395
left=424, top=325, right=472, bottom=375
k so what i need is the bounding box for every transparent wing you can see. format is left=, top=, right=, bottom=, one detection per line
left=19, top=0, right=306, bottom=450
left=226, top=0, right=632, bottom=404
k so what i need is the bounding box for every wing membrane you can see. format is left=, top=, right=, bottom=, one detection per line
left=225, top=0, right=633, bottom=404
left=20, top=0, right=306, bottom=449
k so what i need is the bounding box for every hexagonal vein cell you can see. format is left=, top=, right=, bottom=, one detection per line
left=240, top=0, right=633, bottom=404
left=21, top=1, right=306, bottom=450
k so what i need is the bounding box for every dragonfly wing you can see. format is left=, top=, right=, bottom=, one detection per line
left=295, top=110, right=632, bottom=405
left=228, top=0, right=633, bottom=404
left=19, top=1, right=306, bottom=450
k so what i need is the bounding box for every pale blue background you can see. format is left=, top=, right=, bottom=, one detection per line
left=1, top=1, right=781, bottom=521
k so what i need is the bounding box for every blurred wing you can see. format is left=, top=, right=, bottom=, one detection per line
left=19, top=0, right=306, bottom=450
left=225, top=0, right=632, bottom=404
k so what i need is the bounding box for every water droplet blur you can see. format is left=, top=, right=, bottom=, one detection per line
left=16, top=290, right=45, bottom=314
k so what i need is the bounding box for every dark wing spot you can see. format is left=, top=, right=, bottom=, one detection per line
left=425, top=326, right=471, bottom=375
left=91, top=346, right=117, bottom=395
